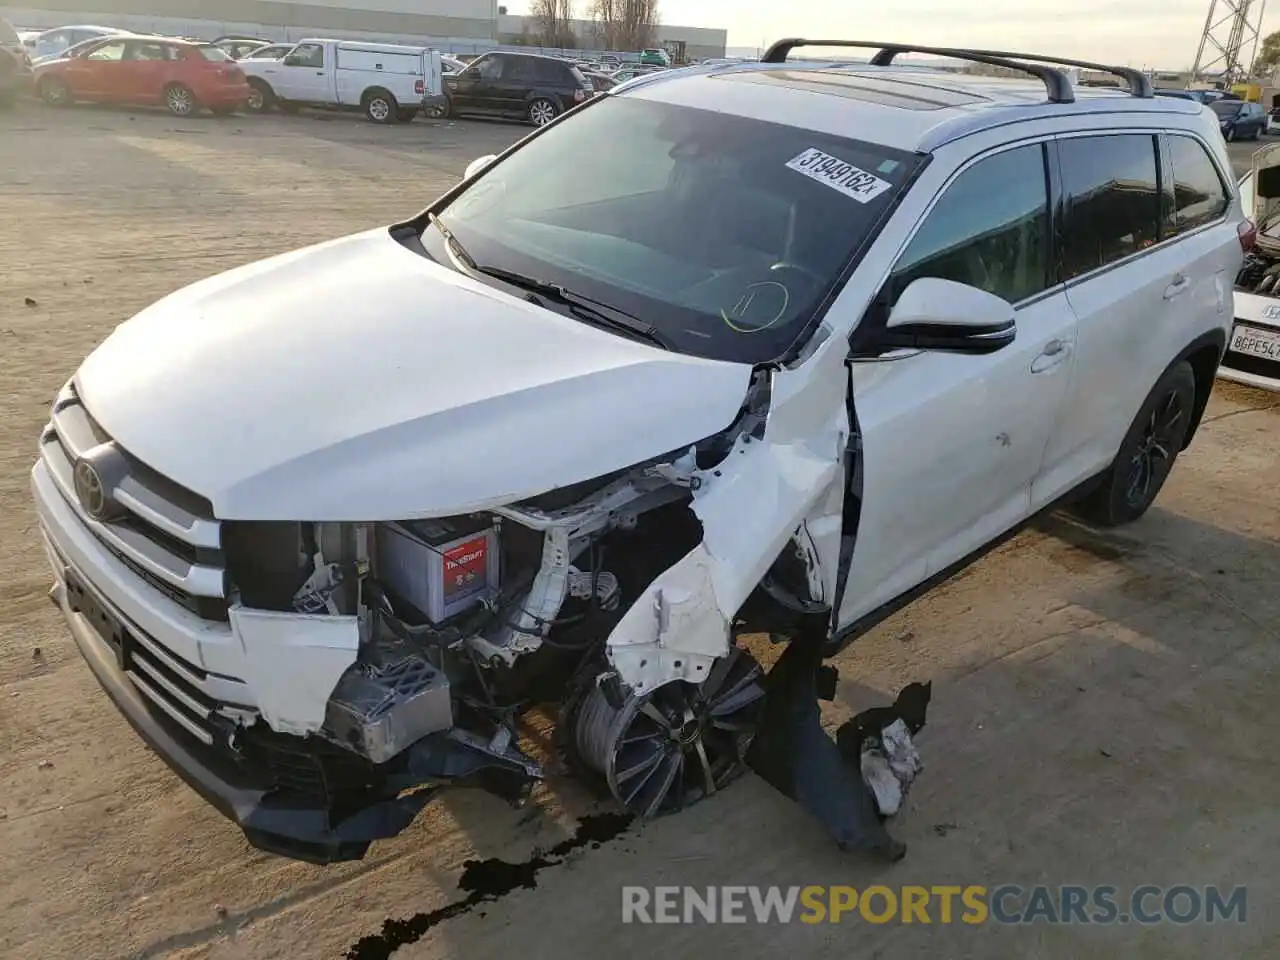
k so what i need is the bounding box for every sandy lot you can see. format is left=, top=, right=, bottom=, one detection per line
left=1, top=104, right=1278, bottom=960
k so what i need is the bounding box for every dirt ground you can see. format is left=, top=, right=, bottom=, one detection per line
left=1, top=104, right=1278, bottom=960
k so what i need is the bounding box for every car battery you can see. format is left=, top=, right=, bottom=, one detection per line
left=376, top=516, right=499, bottom=624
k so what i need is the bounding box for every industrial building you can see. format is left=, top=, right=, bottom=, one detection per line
left=2, top=0, right=726, bottom=58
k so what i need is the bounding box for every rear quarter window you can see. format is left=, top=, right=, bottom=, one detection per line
left=1165, top=135, right=1229, bottom=232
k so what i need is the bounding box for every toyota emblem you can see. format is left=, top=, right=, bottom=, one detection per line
left=73, top=459, right=107, bottom=519
left=72, top=443, right=130, bottom=522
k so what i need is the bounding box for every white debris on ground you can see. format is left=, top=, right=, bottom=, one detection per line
left=860, top=719, right=923, bottom=817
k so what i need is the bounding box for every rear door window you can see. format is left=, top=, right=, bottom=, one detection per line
left=1059, top=134, right=1161, bottom=280
left=1165, top=135, right=1228, bottom=232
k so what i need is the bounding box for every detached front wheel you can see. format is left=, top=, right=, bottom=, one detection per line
left=570, top=647, right=765, bottom=817
left=1076, top=360, right=1196, bottom=527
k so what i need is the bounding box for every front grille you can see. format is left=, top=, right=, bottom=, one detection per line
left=40, top=381, right=229, bottom=620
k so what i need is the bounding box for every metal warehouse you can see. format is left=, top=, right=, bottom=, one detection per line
left=3, top=0, right=727, bottom=57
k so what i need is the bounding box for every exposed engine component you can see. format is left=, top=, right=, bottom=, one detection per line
left=568, top=645, right=765, bottom=815
left=323, top=634, right=453, bottom=763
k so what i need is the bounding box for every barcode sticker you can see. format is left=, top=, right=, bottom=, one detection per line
left=786, top=147, right=893, bottom=203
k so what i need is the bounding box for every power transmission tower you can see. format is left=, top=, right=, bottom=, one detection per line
left=1191, top=0, right=1268, bottom=85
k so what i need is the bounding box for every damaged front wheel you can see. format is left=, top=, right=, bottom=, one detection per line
left=572, top=647, right=765, bottom=816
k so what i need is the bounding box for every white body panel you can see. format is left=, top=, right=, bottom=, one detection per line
left=73, top=228, right=752, bottom=521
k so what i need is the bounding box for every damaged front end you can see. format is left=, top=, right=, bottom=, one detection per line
left=48, top=349, right=926, bottom=864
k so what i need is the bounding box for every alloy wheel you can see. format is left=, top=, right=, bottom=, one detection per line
left=167, top=86, right=194, bottom=116
left=574, top=647, right=765, bottom=816
left=1125, top=387, right=1185, bottom=508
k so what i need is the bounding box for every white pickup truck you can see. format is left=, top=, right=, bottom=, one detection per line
left=241, top=38, right=445, bottom=123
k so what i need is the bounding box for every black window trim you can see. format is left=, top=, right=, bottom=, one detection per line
left=1053, top=128, right=1232, bottom=290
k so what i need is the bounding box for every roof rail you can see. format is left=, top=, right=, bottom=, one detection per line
left=953, top=48, right=1153, bottom=98
left=760, top=39, right=1076, bottom=103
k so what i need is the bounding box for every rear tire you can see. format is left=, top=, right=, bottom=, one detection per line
left=39, top=76, right=71, bottom=107
left=164, top=83, right=196, bottom=117
left=1074, top=361, right=1197, bottom=527
left=362, top=88, right=396, bottom=124
left=527, top=97, right=558, bottom=126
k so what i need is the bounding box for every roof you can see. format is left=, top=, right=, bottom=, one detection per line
left=621, top=61, right=1206, bottom=153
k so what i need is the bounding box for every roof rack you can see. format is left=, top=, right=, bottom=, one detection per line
left=760, top=40, right=1154, bottom=103
left=954, top=48, right=1153, bottom=99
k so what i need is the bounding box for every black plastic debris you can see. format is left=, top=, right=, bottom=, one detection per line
left=745, top=616, right=908, bottom=861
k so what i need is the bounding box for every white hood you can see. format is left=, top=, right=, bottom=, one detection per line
left=74, top=229, right=752, bottom=520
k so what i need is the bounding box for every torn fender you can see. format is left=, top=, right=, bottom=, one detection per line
left=608, top=347, right=851, bottom=693
left=230, top=606, right=359, bottom=735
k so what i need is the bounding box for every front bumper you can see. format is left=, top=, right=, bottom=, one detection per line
left=1222, top=291, right=1280, bottom=392
left=44, top=537, right=440, bottom=863
left=33, top=460, right=541, bottom=863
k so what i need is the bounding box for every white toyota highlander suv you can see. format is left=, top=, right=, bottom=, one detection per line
left=32, top=39, right=1248, bottom=863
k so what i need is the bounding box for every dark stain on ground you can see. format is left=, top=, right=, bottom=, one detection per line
left=343, top=812, right=633, bottom=960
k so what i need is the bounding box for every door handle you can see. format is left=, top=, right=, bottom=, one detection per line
left=1163, top=274, right=1190, bottom=299
left=1031, top=338, right=1072, bottom=373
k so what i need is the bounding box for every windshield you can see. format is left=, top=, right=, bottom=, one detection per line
left=1211, top=100, right=1243, bottom=117
left=425, top=95, right=921, bottom=363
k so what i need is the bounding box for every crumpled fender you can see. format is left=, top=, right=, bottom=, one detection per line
left=607, top=342, right=850, bottom=694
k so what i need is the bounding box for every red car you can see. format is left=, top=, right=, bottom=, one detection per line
left=34, top=36, right=250, bottom=116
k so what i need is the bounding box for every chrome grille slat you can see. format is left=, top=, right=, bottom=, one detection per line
left=130, top=654, right=215, bottom=722
left=126, top=670, right=215, bottom=744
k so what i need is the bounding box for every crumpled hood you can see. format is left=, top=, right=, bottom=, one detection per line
left=75, top=228, right=752, bottom=520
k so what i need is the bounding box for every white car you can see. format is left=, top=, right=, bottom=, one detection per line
left=1225, top=142, right=1280, bottom=390
left=33, top=39, right=1244, bottom=864
left=26, top=24, right=123, bottom=63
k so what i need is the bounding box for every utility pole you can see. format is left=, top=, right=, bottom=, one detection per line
left=1191, top=0, right=1268, bottom=86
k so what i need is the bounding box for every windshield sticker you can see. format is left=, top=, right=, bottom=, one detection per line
left=786, top=148, right=893, bottom=203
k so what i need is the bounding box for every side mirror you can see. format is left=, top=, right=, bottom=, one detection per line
left=464, top=154, right=497, bottom=179
left=878, top=277, right=1016, bottom=354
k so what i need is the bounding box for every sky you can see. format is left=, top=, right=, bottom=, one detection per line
left=514, top=1, right=1280, bottom=71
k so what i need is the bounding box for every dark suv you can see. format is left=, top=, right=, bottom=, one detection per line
left=0, top=16, right=34, bottom=107
left=443, top=51, right=593, bottom=126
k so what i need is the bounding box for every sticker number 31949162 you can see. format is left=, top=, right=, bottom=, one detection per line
left=786, top=147, right=893, bottom=203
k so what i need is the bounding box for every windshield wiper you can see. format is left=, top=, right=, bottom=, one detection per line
left=475, top=266, right=675, bottom=351
left=427, top=212, right=479, bottom=271
left=427, top=214, right=672, bottom=351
